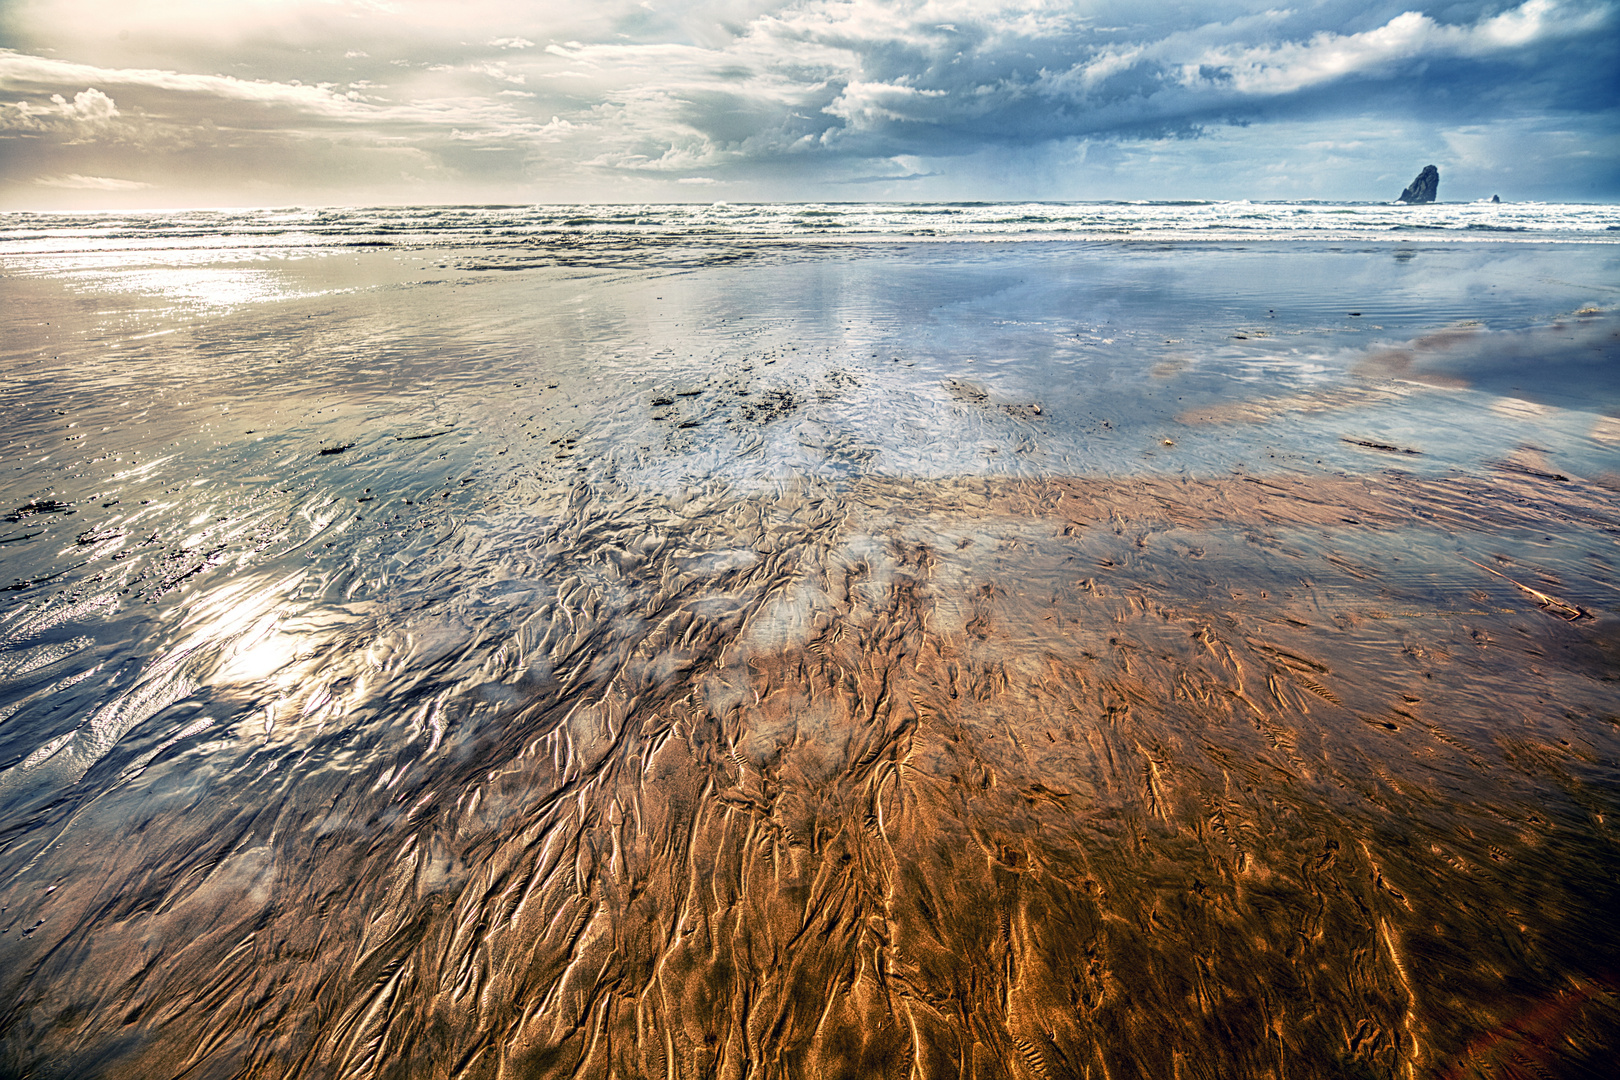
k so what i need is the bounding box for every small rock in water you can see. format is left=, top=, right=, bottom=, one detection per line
left=1492, top=194, right=1501, bottom=203
left=1397, top=164, right=1439, bottom=204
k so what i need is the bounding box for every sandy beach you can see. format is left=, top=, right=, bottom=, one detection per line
left=1, top=227, right=1618, bottom=1078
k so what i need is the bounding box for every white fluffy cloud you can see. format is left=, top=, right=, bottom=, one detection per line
left=0, top=51, right=367, bottom=113
left=1152, top=0, right=1610, bottom=97
left=0, top=86, right=119, bottom=133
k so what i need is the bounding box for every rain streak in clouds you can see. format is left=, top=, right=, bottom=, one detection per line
left=0, top=0, right=1616, bottom=206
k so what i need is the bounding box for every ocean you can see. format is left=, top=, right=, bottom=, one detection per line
left=2, top=202, right=1618, bottom=1078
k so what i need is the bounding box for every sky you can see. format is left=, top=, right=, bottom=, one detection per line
left=1, top=0, right=1616, bottom=208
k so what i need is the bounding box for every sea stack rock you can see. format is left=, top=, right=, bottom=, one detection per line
left=1491, top=194, right=1501, bottom=203
left=1398, top=165, right=1439, bottom=203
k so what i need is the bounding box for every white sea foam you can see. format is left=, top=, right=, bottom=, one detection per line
left=1, top=199, right=1616, bottom=266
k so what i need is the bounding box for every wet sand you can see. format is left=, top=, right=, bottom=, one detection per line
left=1, top=239, right=1617, bottom=1078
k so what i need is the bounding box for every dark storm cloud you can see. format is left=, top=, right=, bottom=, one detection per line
left=666, top=0, right=1617, bottom=157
